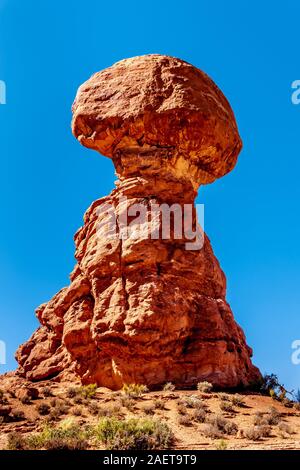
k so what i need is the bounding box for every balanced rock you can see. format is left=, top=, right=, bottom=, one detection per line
left=16, top=55, right=261, bottom=389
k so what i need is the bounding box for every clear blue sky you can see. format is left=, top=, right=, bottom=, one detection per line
left=0, top=0, right=299, bottom=392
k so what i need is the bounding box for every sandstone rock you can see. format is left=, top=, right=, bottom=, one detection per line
left=15, top=386, right=39, bottom=401
left=15, top=54, right=261, bottom=390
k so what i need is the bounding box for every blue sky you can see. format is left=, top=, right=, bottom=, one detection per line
left=0, top=0, right=299, bottom=392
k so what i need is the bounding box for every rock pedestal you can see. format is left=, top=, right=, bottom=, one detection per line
left=16, top=55, right=261, bottom=389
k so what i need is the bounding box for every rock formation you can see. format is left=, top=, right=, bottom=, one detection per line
left=16, top=54, right=261, bottom=389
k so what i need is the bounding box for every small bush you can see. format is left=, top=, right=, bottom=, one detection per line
left=98, top=404, right=120, bottom=418
left=202, top=424, right=222, bottom=439
left=26, top=420, right=89, bottom=450
left=266, top=407, right=281, bottom=425
left=243, top=426, right=265, bottom=441
left=220, top=401, right=234, bottom=413
left=119, top=396, right=136, bottom=411
left=180, top=395, right=204, bottom=409
left=78, top=384, right=97, bottom=399
left=178, top=415, right=191, bottom=426
left=96, top=417, right=173, bottom=450
left=88, top=402, right=99, bottom=416
left=231, top=394, right=245, bottom=407
left=224, top=421, right=238, bottom=436
left=55, top=401, right=70, bottom=415
left=37, top=403, right=50, bottom=416
left=253, top=412, right=268, bottom=426
left=122, top=384, right=148, bottom=398
left=253, top=407, right=281, bottom=426
left=72, top=406, right=83, bottom=416
left=7, top=432, right=26, bottom=450
left=260, top=374, right=280, bottom=395
left=73, top=395, right=83, bottom=405
left=177, top=403, right=187, bottom=415
left=192, top=408, right=206, bottom=423
left=163, top=382, right=176, bottom=392
left=154, top=399, right=166, bottom=410
left=208, top=414, right=237, bottom=436
left=215, top=439, right=228, bottom=450
left=43, top=387, right=53, bottom=398
left=48, top=409, right=61, bottom=422
left=142, top=404, right=155, bottom=415
left=67, top=387, right=78, bottom=399
left=20, top=395, right=31, bottom=405
left=258, top=425, right=272, bottom=438
left=219, top=393, right=231, bottom=402
left=278, top=422, right=293, bottom=436
left=197, top=381, right=213, bottom=393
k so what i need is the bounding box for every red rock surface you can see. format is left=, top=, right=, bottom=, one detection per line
left=16, top=55, right=261, bottom=389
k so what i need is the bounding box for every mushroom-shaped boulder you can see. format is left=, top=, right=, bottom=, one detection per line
left=72, top=54, right=242, bottom=186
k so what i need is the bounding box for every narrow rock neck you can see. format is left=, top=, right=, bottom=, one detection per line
left=112, top=148, right=198, bottom=204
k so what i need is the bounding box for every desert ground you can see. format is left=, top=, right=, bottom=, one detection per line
left=0, top=375, right=299, bottom=451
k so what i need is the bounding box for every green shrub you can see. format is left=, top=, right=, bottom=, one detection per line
left=26, top=419, right=89, bottom=450
left=260, top=374, right=280, bottom=395
left=197, top=381, right=213, bottom=393
left=122, top=384, right=148, bottom=398
left=79, top=384, right=97, bottom=399
left=96, top=417, right=173, bottom=450
left=220, top=401, right=234, bottom=413
left=163, top=382, right=176, bottom=392
left=180, top=395, right=204, bottom=409
left=215, top=439, right=228, bottom=450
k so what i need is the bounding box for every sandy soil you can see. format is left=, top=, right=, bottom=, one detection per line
left=0, top=379, right=299, bottom=450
